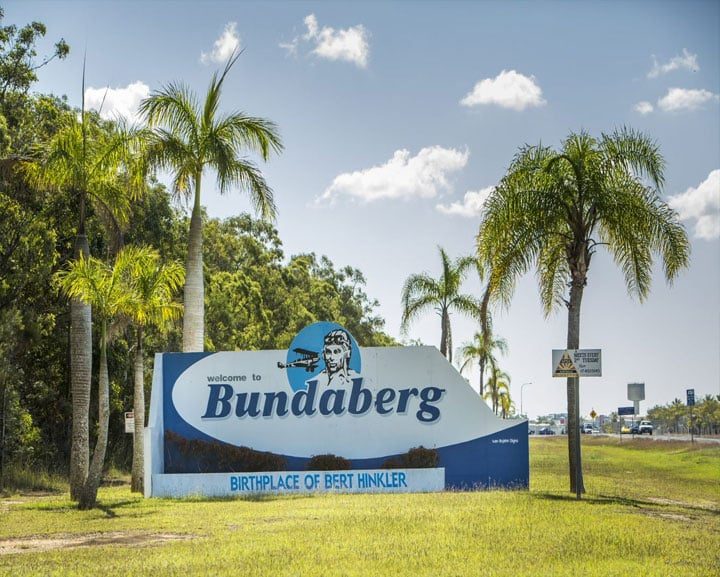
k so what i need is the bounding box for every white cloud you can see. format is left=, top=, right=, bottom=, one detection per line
left=436, top=187, right=493, bottom=217
left=84, top=81, right=149, bottom=124
left=281, top=14, right=370, bottom=68
left=318, top=146, right=469, bottom=204
left=634, top=101, right=654, bottom=115
left=657, top=87, right=719, bottom=112
left=668, top=170, right=720, bottom=240
left=201, top=22, right=240, bottom=65
left=648, top=49, right=699, bottom=78
left=460, top=70, right=546, bottom=111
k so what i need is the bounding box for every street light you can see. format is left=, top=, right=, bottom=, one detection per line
left=520, top=382, right=532, bottom=418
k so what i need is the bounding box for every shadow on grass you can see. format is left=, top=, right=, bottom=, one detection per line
left=173, top=492, right=316, bottom=504
left=532, top=491, right=719, bottom=515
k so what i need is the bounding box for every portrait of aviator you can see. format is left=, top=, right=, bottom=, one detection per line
left=309, top=329, right=361, bottom=387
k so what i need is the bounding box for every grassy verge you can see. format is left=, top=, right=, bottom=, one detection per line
left=1, top=437, right=718, bottom=577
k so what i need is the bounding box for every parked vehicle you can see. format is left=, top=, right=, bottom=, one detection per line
left=538, top=427, right=556, bottom=436
left=631, top=423, right=640, bottom=434
left=638, top=420, right=653, bottom=435
left=582, top=423, right=595, bottom=434
left=621, top=424, right=631, bottom=434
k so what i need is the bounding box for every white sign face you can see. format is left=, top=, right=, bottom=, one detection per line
left=151, top=468, right=445, bottom=498
left=552, top=349, right=602, bottom=377
left=124, top=411, right=135, bottom=433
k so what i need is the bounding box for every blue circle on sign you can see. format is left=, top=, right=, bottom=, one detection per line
left=284, top=322, right=361, bottom=391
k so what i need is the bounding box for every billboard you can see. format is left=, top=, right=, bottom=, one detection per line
left=552, top=349, right=602, bottom=377
left=627, top=382, right=645, bottom=401
left=145, top=322, right=528, bottom=497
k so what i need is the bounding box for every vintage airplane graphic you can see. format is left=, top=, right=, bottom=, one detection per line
left=277, top=348, right=320, bottom=372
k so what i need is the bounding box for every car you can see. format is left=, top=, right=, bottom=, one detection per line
left=581, top=423, right=596, bottom=434
left=630, top=423, right=640, bottom=434
left=538, top=427, right=556, bottom=435
left=638, top=420, right=653, bottom=435
left=620, top=424, right=631, bottom=434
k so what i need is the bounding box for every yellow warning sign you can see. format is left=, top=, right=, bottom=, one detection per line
left=554, top=351, right=578, bottom=377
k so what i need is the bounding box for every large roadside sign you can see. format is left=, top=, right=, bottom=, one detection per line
left=686, top=389, right=695, bottom=406
left=618, top=406, right=634, bottom=416
left=552, top=349, right=602, bottom=377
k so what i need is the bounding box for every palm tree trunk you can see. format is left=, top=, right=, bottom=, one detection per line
left=439, top=309, right=448, bottom=359
left=478, top=358, right=485, bottom=397
left=446, top=315, right=453, bottom=364
left=131, top=327, right=144, bottom=493
left=78, top=323, right=109, bottom=510
left=69, top=232, right=91, bottom=501
left=182, top=173, right=204, bottom=352
left=566, top=280, right=585, bottom=497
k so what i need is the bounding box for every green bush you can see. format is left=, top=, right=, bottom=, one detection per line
left=381, top=446, right=439, bottom=469
left=164, top=430, right=287, bottom=473
left=306, top=454, right=351, bottom=471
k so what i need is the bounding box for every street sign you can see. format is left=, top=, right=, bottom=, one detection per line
left=686, top=389, right=695, bottom=406
left=618, top=406, right=634, bottom=416
left=552, top=349, right=602, bottom=377
left=590, top=409, right=597, bottom=420
left=124, top=411, right=135, bottom=434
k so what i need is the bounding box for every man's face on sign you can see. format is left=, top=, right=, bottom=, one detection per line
left=323, top=344, right=347, bottom=373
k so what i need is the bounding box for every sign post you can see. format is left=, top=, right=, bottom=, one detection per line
left=687, top=389, right=695, bottom=443
left=552, top=349, right=602, bottom=501
left=124, top=411, right=135, bottom=434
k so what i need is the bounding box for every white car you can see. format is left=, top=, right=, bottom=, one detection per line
left=638, top=420, right=653, bottom=435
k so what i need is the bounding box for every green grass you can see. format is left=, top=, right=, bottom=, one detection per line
left=1, top=438, right=718, bottom=576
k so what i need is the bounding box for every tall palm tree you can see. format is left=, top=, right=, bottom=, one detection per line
left=477, top=128, right=690, bottom=496
left=483, top=366, right=511, bottom=415
left=122, top=247, right=184, bottom=493
left=25, top=113, right=142, bottom=500
left=55, top=250, right=136, bottom=509
left=140, top=51, right=282, bottom=352
left=401, top=246, right=481, bottom=363
left=458, top=330, right=508, bottom=396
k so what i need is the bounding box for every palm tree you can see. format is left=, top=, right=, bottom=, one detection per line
left=458, top=330, right=508, bottom=396
left=25, top=113, right=142, bottom=500
left=401, top=247, right=481, bottom=363
left=499, top=390, right=515, bottom=419
left=140, top=51, right=282, bottom=352
left=55, top=250, right=136, bottom=509
left=477, top=128, right=690, bottom=496
left=122, top=247, right=184, bottom=493
left=483, top=366, right=511, bottom=415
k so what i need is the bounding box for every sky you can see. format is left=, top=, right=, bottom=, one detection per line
left=6, top=1, right=719, bottom=419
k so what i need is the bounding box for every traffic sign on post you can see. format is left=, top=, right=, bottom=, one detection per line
left=686, top=389, right=695, bottom=406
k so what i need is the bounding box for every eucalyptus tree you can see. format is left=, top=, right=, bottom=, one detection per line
left=140, top=51, right=282, bottom=352
left=122, top=247, right=184, bottom=493
left=476, top=128, right=690, bottom=496
left=55, top=251, right=136, bottom=509
left=401, top=247, right=481, bottom=363
left=26, top=113, right=143, bottom=499
left=458, top=330, right=508, bottom=396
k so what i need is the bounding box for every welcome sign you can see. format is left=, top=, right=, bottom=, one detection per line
left=144, top=322, right=528, bottom=497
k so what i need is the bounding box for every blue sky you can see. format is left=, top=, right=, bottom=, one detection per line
left=8, top=1, right=719, bottom=418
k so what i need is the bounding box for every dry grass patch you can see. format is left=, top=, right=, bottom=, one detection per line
left=0, top=531, right=195, bottom=555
